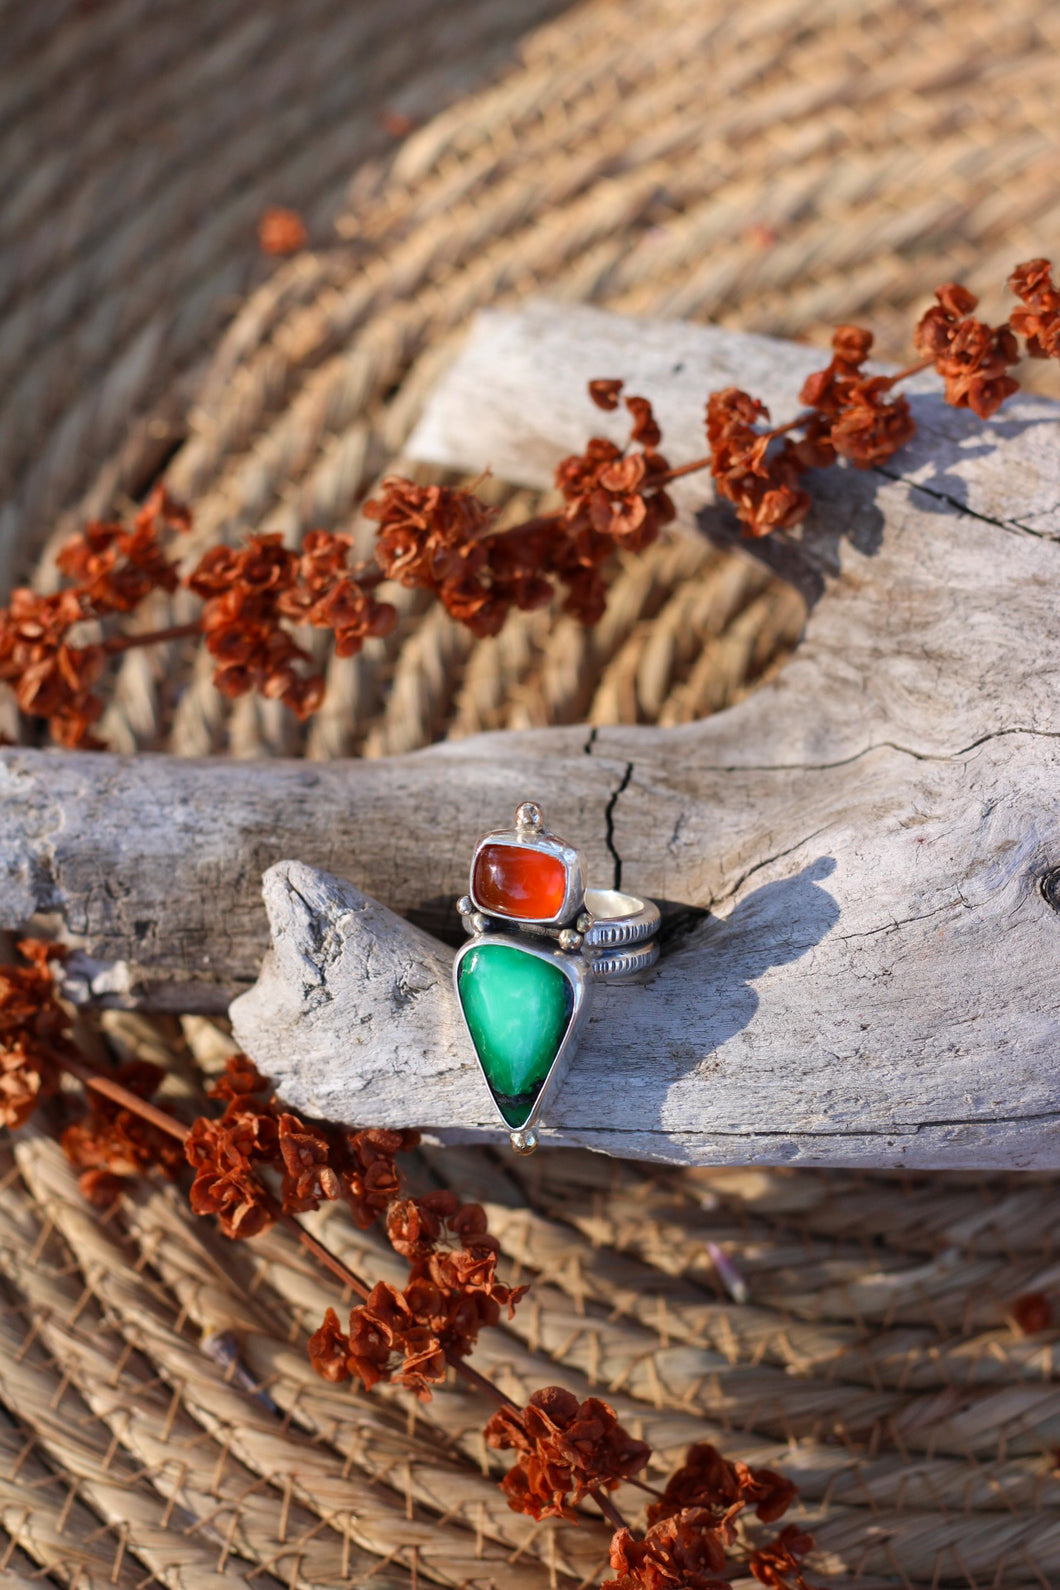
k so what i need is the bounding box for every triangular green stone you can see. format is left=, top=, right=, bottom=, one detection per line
left=457, top=943, right=575, bottom=1127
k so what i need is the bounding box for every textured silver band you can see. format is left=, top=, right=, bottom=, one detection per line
left=589, top=938, right=660, bottom=979
left=582, top=888, right=661, bottom=949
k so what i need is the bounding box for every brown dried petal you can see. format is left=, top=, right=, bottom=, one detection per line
left=1011, top=1292, right=1053, bottom=1334
left=604, top=1511, right=730, bottom=1590
left=748, top=1523, right=816, bottom=1588
left=307, top=1307, right=351, bottom=1382
left=589, top=378, right=624, bottom=410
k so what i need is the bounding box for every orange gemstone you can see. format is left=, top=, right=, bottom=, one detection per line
left=473, top=843, right=568, bottom=921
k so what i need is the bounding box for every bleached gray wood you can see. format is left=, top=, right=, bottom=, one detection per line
left=3, top=301, right=1060, bottom=1164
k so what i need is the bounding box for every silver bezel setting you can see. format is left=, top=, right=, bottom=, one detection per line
left=453, top=932, right=592, bottom=1142
left=468, top=826, right=585, bottom=928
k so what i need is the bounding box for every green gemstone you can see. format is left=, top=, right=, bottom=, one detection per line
left=457, top=943, right=575, bottom=1127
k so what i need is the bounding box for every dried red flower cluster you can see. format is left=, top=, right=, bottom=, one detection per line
left=258, top=207, right=308, bottom=256
left=1010, top=1291, right=1053, bottom=1334
left=484, top=1386, right=651, bottom=1520
left=365, top=478, right=517, bottom=636
left=646, top=1441, right=797, bottom=1533
left=3, top=258, right=1058, bottom=749
left=595, top=1441, right=808, bottom=1590
left=706, top=387, right=811, bottom=538
left=308, top=1189, right=528, bottom=1398
left=747, top=1525, right=817, bottom=1589
left=706, top=325, right=917, bottom=537
left=364, top=386, right=672, bottom=634
left=705, top=258, right=1060, bottom=535
left=0, top=939, right=71, bottom=1128
left=912, top=284, right=1019, bottom=418
left=62, top=1058, right=185, bottom=1206
left=605, top=1512, right=729, bottom=1590
left=551, top=381, right=675, bottom=620
left=184, top=1054, right=416, bottom=1237
left=1009, top=259, right=1060, bottom=359
left=188, top=530, right=396, bottom=718
left=602, top=1493, right=811, bottom=1590
left=0, top=486, right=189, bottom=746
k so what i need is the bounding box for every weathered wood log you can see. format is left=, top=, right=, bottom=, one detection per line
left=228, top=840, right=1050, bottom=1166
left=3, top=302, right=1060, bottom=1164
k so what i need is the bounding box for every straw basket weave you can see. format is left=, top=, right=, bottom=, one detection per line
left=3, top=1, right=1060, bottom=1585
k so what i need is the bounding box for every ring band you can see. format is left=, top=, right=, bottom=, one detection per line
left=454, top=803, right=659, bottom=1152
left=589, top=939, right=660, bottom=979
left=582, top=888, right=661, bottom=952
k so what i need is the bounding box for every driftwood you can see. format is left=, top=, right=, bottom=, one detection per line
left=3, top=302, right=1060, bottom=1165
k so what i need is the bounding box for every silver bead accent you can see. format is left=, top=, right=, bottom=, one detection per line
left=514, top=801, right=544, bottom=832
left=558, top=928, right=582, bottom=951
left=469, top=912, right=489, bottom=934
left=575, top=911, right=593, bottom=933
left=456, top=895, right=473, bottom=917
left=509, top=1126, right=539, bottom=1155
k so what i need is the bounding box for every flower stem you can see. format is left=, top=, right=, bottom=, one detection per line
left=659, top=454, right=714, bottom=482
left=103, top=621, right=204, bottom=654
left=884, top=356, right=934, bottom=387
left=61, top=1051, right=189, bottom=1140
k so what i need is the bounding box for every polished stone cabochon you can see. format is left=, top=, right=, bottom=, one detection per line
left=457, top=941, right=575, bottom=1126
left=472, top=842, right=568, bottom=921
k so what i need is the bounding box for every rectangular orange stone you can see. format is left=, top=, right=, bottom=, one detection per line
left=472, top=842, right=568, bottom=921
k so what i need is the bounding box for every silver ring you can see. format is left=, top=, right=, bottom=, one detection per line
left=454, top=803, right=659, bottom=1153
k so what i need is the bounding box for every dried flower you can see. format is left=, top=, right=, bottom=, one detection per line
left=307, top=1306, right=352, bottom=1383
left=186, top=1058, right=417, bottom=1253
left=826, top=376, right=916, bottom=468
left=748, top=1523, right=816, bottom=1588
left=365, top=478, right=519, bottom=637
left=0, top=940, right=71, bottom=1128
left=913, top=283, right=1020, bottom=419
left=485, top=1387, right=651, bottom=1519
left=184, top=1112, right=277, bottom=1239
left=258, top=207, right=307, bottom=255
left=589, top=378, right=625, bottom=411
left=1011, top=1291, right=1052, bottom=1334
left=379, top=109, right=416, bottom=138
left=603, top=1511, right=729, bottom=1590
left=386, top=1193, right=450, bottom=1258
left=797, top=327, right=915, bottom=470
left=189, top=531, right=394, bottom=716
left=207, top=1053, right=272, bottom=1103
left=77, top=1168, right=127, bottom=1208
left=648, top=1443, right=797, bottom=1538
left=6, top=257, right=1058, bottom=754
left=335, top=1126, right=417, bottom=1227
left=553, top=390, right=674, bottom=557
left=0, top=588, right=107, bottom=747
left=0, top=485, right=191, bottom=747
left=1008, top=258, right=1060, bottom=360
left=706, top=389, right=810, bottom=537
left=62, top=1059, right=184, bottom=1200
left=55, top=486, right=188, bottom=613
left=189, top=535, right=314, bottom=711
left=334, top=1190, right=525, bottom=1399
left=275, top=530, right=397, bottom=657
left=277, top=1112, right=341, bottom=1211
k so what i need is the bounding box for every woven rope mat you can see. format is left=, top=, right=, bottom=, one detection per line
left=5, top=0, right=1060, bottom=1585
left=4, top=1017, right=1060, bottom=1589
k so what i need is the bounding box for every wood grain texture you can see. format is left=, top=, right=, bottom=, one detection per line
left=3, top=302, right=1060, bottom=1164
